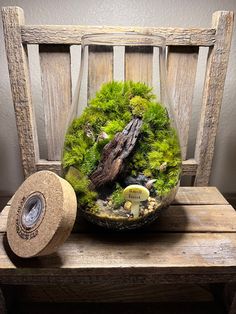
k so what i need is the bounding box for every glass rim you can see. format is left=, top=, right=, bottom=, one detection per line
left=81, top=32, right=166, bottom=47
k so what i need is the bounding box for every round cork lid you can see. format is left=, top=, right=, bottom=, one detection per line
left=7, top=170, right=77, bottom=258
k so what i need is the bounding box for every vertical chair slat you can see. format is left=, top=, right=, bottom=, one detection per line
left=194, top=11, right=234, bottom=186
left=39, top=45, right=72, bottom=161
left=125, top=46, right=153, bottom=85
left=167, top=46, right=199, bottom=160
left=88, top=46, right=113, bottom=100
left=2, top=7, right=39, bottom=178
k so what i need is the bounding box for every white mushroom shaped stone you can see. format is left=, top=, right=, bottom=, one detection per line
left=123, top=185, right=150, bottom=218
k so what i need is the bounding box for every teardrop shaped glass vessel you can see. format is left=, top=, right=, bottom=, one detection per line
left=62, top=33, right=182, bottom=230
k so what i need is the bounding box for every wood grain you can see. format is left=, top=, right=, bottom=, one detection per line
left=125, top=46, right=153, bottom=85
left=194, top=11, right=234, bottom=186
left=36, top=160, right=62, bottom=175
left=167, top=46, right=199, bottom=159
left=35, top=158, right=198, bottom=176
left=0, top=232, right=236, bottom=284
left=173, top=186, right=228, bottom=205
left=39, top=45, right=72, bottom=161
left=88, top=45, right=113, bottom=99
left=21, top=25, right=216, bottom=46
left=1, top=7, right=39, bottom=178
left=182, top=159, right=198, bottom=175
left=2, top=203, right=235, bottom=234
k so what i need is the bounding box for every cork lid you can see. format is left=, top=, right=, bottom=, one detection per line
left=7, top=171, right=77, bottom=258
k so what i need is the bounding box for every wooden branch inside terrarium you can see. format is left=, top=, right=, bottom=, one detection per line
left=89, top=117, right=142, bottom=188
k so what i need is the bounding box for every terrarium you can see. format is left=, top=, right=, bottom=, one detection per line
left=62, top=33, right=182, bottom=230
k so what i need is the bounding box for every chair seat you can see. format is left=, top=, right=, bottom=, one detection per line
left=0, top=187, right=236, bottom=286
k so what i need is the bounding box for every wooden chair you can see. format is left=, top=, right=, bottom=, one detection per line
left=1, top=6, right=236, bottom=314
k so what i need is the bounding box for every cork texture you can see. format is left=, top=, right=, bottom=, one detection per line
left=7, top=171, right=77, bottom=258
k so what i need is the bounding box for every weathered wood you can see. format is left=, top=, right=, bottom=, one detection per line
left=167, top=46, right=199, bottom=159
left=90, top=118, right=142, bottom=187
left=152, top=204, right=236, bottom=232
left=21, top=25, right=216, bottom=46
left=39, top=45, right=72, bottom=161
left=35, top=159, right=198, bottom=176
left=1, top=7, right=39, bottom=178
left=0, top=187, right=227, bottom=232
left=125, top=46, right=153, bottom=85
left=88, top=45, right=113, bottom=99
left=194, top=11, right=234, bottom=186
left=2, top=202, right=235, bottom=234
left=173, top=186, right=228, bottom=205
left=0, top=232, right=236, bottom=284
left=36, top=159, right=62, bottom=175
left=13, top=283, right=213, bottom=303
left=181, top=159, right=198, bottom=175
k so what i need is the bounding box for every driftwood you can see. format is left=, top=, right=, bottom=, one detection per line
left=89, top=118, right=142, bottom=188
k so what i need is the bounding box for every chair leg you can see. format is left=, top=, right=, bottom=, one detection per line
left=229, top=292, right=236, bottom=314
left=210, top=283, right=228, bottom=314
left=0, top=287, right=7, bottom=314
left=223, top=283, right=236, bottom=314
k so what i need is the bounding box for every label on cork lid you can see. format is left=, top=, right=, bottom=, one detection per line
left=123, top=184, right=149, bottom=202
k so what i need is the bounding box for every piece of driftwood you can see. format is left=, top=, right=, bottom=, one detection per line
left=90, top=118, right=142, bottom=188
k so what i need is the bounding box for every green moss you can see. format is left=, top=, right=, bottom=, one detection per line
left=65, top=166, right=97, bottom=207
left=111, top=183, right=125, bottom=209
left=63, top=81, right=182, bottom=211
left=130, top=96, right=149, bottom=117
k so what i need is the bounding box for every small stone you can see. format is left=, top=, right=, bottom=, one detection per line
left=108, top=201, right=112, bottom=206
left=124, top=201, right=132, bottom=211
left=145, top=179, right=157, bottom=190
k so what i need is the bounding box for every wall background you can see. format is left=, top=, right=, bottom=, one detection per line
left=0, top=0, right=236, bottom=196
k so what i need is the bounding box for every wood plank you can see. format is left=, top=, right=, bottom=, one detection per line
left=125, top=46, right=153, bottom=86
left=167, top=46, right=199, bottom=159
left=39, top=45, right=72, bottom=161
left=1, top=7, right=39, bottom=178
left=182, top=159, right=198, bottom=175
left=174, top=187, right=228, bottom=205
left=0, top=233, right=236, bottom=284
left=194, top=11, right=234, bottom=186
left=13, top=283, right=213, bottom=303
left=88, top=46, right=113, bottom=100
left=21, top=24, right=216, bottom=46
left=0, top=187, right=229, bottom=232
left=2, top=203, right=235, bottom=234
left=151, top=204, right=236, bottom=232
left=36, top=159, right=61, bottom=175
left=35, top=159, right=198, bottom=175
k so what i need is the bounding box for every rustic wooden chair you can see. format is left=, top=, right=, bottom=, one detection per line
left=1, top=6, right=236, bottom=314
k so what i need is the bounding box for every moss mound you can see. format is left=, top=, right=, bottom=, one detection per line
left=62, top=81, right=181, bottom=225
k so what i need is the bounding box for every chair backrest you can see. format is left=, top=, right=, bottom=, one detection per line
left=2, top=6, right=234, bottom=186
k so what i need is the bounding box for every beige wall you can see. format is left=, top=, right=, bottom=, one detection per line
left=0, top=0, right=236, bottom=196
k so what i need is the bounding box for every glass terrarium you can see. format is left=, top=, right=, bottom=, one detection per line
left=62, top=33, right=182, bottom=230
